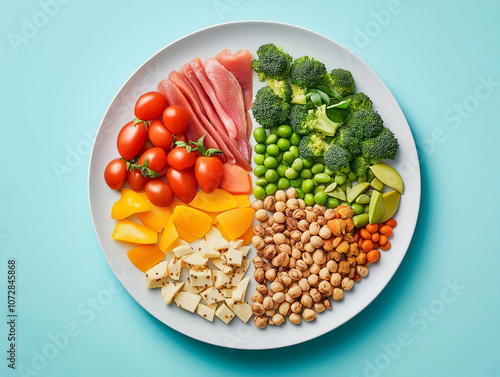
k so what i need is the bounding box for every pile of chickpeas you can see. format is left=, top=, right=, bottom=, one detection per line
left=250, top=187, right=370, bottom=328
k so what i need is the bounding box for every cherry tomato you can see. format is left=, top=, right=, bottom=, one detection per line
left=163, top=105, right=188, bottom=134
left=104, top=158, right=127, bottom=190
left=167, top=147, right=196, bottom=170
left=145, top=179, right=174, bottom=207
left=117, top=121, right=147, bottom=160
left=135, top=92, right=167, bottom=121
left=128, top=169, right=149, bottom=192
left=138, top=138, right=155, bottom=158
left=148, top=120, right=174, bottom=152
left=175, top=133, right=187, bottom=143
left=194, top=156, right=223, bottom=193
left=138, top=147, right=168, bottom=173
left=166, top=167, right=198, bottom=203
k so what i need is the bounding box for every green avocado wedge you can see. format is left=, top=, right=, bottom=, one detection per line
left=369, top=164, right=404, bottom=194
left=368, top=190, right=384, bottom=224
left=378, top=190, right=401, bottom=223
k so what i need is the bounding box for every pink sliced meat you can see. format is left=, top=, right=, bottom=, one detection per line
left=157, top=79, right=225, bottom=162
left=215, top=48, right=253, bottom=111
left=190, top=58, right=251, bottom=163
left=168, top=70, right=236, bottom=165
left=180, top=63, right=252, bottom=171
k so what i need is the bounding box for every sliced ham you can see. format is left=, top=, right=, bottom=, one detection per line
left=180, top=63, right=252, bottom=171
left=168, top=70, right=236, bottom=165
left=190, top=58, right=251, bottom=162
left=215, top=48, right=253, bottom=111
left=157, top=79, right=225, bottom=162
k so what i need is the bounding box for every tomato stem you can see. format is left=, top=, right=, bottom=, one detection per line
left=121, top=157, right=159, bottom=178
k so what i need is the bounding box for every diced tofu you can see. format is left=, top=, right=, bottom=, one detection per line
left=229, top=239, right=244, bottom=250
left=182, top=281, right=204, bottom=294
left=188, top=268, right=213, bottom=288
left=200, top=287, right=225, bottom=306
left=168, top=258, right=183, bottom=281
left=198, top=240, right=220, bottom=258
left=232, top=302, right=253, bottom=323
left=145, top=261, right=169, bottom=288
left=182, top=253, right=208, bottom=269
left=173, top=291, right=201, bottom=312
left=196, top=303, right=215, bottom=322
left=214, top=270, right=232, bottom=289
left=232, top=276, right=250, bottom=303
left=173, top=244, right=194, bottom=258
left=220, top=288, right=234, bottom=298
left=211, top=258, right=234, bottom=274
left=239, top=246, right=251, bottom=257
left=223, top=247, right=242, bottom=266
left=230, top=259, right=251, bottom=286
left=161, top=281, right=184, bottom=305
left=215, top=303, right=235, bottom=324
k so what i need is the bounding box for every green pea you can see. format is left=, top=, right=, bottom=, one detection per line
left=285, top=168, right=299, bottom=179
left=265, top=183, right=278, bottom=195
left=254, top=154, right=265, bottom=165
left=253, top=165, right=266, bottom=177
left=348, top=171, right=357, bottom=181
left=304, top=193, right=315, bottom=206
left=292, top=158, right=304, bottom=171
left=253, top=186, right=265, bottom=200
left=267, top=144, right=280, bottom=156
left=357, top=174, right=367, bottom=183
left=295, top=187, right=305, bottom=199
left=275, top=153, right=283, bottom=163
left=356, top=194, right=371, bottom=204
left=314, top=186, right=325, bottom=194
left=265, top=133, right=278, bottom=144
left=276, top=165, right=287, bottom=177
left=324, top=167, right=335, bottom=176
left=254, top=143, right=266, bottom=154
left=311, top=163, right=324, bottom=174
left=255, top=177, right=268, bottom=186
left=314, top=173, right=331, bottom=184
left=302, top=158, right=313, bottom=168
left=351, top=203, right=364, bottom=215
left=341, top=201, right=350, bottom=207
left=265, top=169, right=279, bottom=183
left=314, top=191, right=327, bottom=206
left=290, top=178, right=302, bottom=187
left=278, top=125, right=293, bottom=138
left=335, top=174, right=347, bottom=185
left=300, top=169, right=313, bottom=179
left=289, top=146, right=300, bottom=158
left=282, top=151, right=295, bottom=165
left=263, top=156, right=277, bottom=169
left=269, top=126, right=280, bottom=135
left=253, top=127, right=267, bottom=143
left=277, top=138, right=291, bottom=151
left=367, top=169, right=375, bottom=182
left=326, top=197, right=340, bottom=208
left=302, top=179, right=315, bottom=193
left=290, top=132, right=301, bottom=146
left=277, top=177, right=290, bottom=190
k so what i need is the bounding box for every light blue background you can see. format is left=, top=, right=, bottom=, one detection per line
left=1, top=0, right=499, bottom=376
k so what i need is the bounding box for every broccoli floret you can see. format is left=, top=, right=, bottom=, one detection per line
left=268, top=78, right=292, bottom=102
left=289, top=104, right=342, bottom=137
left=332, top=127, right=362, bottom=155
left=346, top=92, right=373, bottom=112
left=291, top=83, right=306, bottom=104
left=251, top=43, right=292, bottom=82
left=324, top=145, right=352, bottom=174
left=346, top=109, right=384, bottom=139
left=329, top=68, right=356, bottom=97
left=290, top=56, right=329, bottom=88
left=350, top=156, right=369, bottom=177
left=361, top=127, right=400, bottom=163
left=298, top=133, right=329, bottom=160
left=251, top=86, right=290, bottom=129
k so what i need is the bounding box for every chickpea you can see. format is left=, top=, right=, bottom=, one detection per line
left=275, top=201, right=287, bottom=213
left=286, top=187, right=297, bottom=200
left=356, top=265, right=369, bottom=278
left=342, top=277, right=354, bottom=291
left=272, top=313, right=286, bottom=326
left=309, top=263, right=321, bottom=275
left=251, top=302, right=265, bottom=316
left=263, top=296, right=274, bottom=310
left=254, top=315, right=268, bottom=329
left=265, top=309, right=276, bottom=317
left=265, top=268, right=276, bottom=282
left=319, top=267, right=331, bottom=281
left=330, top=273, right=342, bottom=287
left=291, top=301, right=303, bottom=313
left=302, top=252, right=313, bottom=265
left=298, top=278, right=311, bottom=292
left=312, top=249, right=327, bottom=265
left=270, top=280, right=284, bottom=293
left=326, top=260, right=338, bottom=273
left=254, top=268, right=265, bottom=283
left=288, top=285, right=303, bottom=299
left=309, top=222, right=321, bottom=235
left=255, top=209, right=268, bottom=222
left=264, top=196, right=277, bottom=212
left=310, top=288, right=322, bottom=303
left=319, top=226, right=332, bottom=239
left=300, top=294, right=313, bottom=308
left=251, top=200, right=264, bottom=211
left=332, top=287, right=344, bottom=301
left=302, top=308, right=317, bottom=322
left=279, top=302, right=291, bottom=316
left=318, top=280, right=333, bottom=296
left=256, top=284, right=268, bottom=295
left=307, top=274, right=320, bottom=287
left=251, top=291, right=263, bottom=303
left=289, top=313, right=302, bottom=325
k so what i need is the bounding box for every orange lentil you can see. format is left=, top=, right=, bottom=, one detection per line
left=379, top=234, right=388, bottom=246
left=380, top=241, right=392, bottom=251
left=362, top=239, right=374, bottom=253
left=365, top=223, right=378, bottom=234
left=358, top=239, right=364, bottom=249
left=353, top=234, right=359, bottom=242
left=366, top=250, right=380, bottom=263
left=360, top=229, right=371, bottom=240
left=379, top=225, right=393, bottom=238
left=373, top=242, right=380, bottom=250
left=371, top=232, right=380, bottom=243
left=385, top=218, right=397, bottom=228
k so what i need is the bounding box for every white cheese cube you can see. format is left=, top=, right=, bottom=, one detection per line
left=145, top=261, right=169, bottom=288
left=196, top=303, right=215, bottom=322
left=208, top=302, right=218, bottom=310
left=230, top=259, right=251, bottom=286
left=206, top=228, right=230, bottom=250
left=173, top=244, right=193, bottom=258
left=173, top=291, right=201, bottom=312
left=211, top=258, right=234, bottom=274
left=161, top=281, right=184, bottom=305
left=225, top=298, right=235, bottom=309
left=229, top=239, right=244, bottom=250
left=214, top=270, right=232, bottom=289
left=182, top=253, right=208, bottom=269
left=198, top=240, right=220, bottom=258
left=168, top=258, right=183, bottom=281
left=212, top=237, right=230, bottom=251
left=205, top=226, right=223, bottom=242
left=239, top=246, right=251, bottom=257
left=223, top=247, right=243, bottom=266
left=220, top=288, right=234, bottom=298
left=182, top=281, right=204, bottom=294
left=215, top=303, right=235, bottom=324
left=164, top=239, right=189, bottom=254
left=232, top=302, right=253, bottom=323
left=189, top=268, right=213, bottom=288
left=200, top=287, right=225, bottom=306
left=232, top=276, right=250, bottom=303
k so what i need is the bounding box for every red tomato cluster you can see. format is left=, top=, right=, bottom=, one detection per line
left=104, top=91, right=224, bottom=207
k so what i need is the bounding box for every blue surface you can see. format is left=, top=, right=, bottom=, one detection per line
left=1, top=0, right=499, bottom=376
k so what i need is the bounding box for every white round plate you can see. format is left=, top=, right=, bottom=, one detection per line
left=88, top=21, right=421, bottom=350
